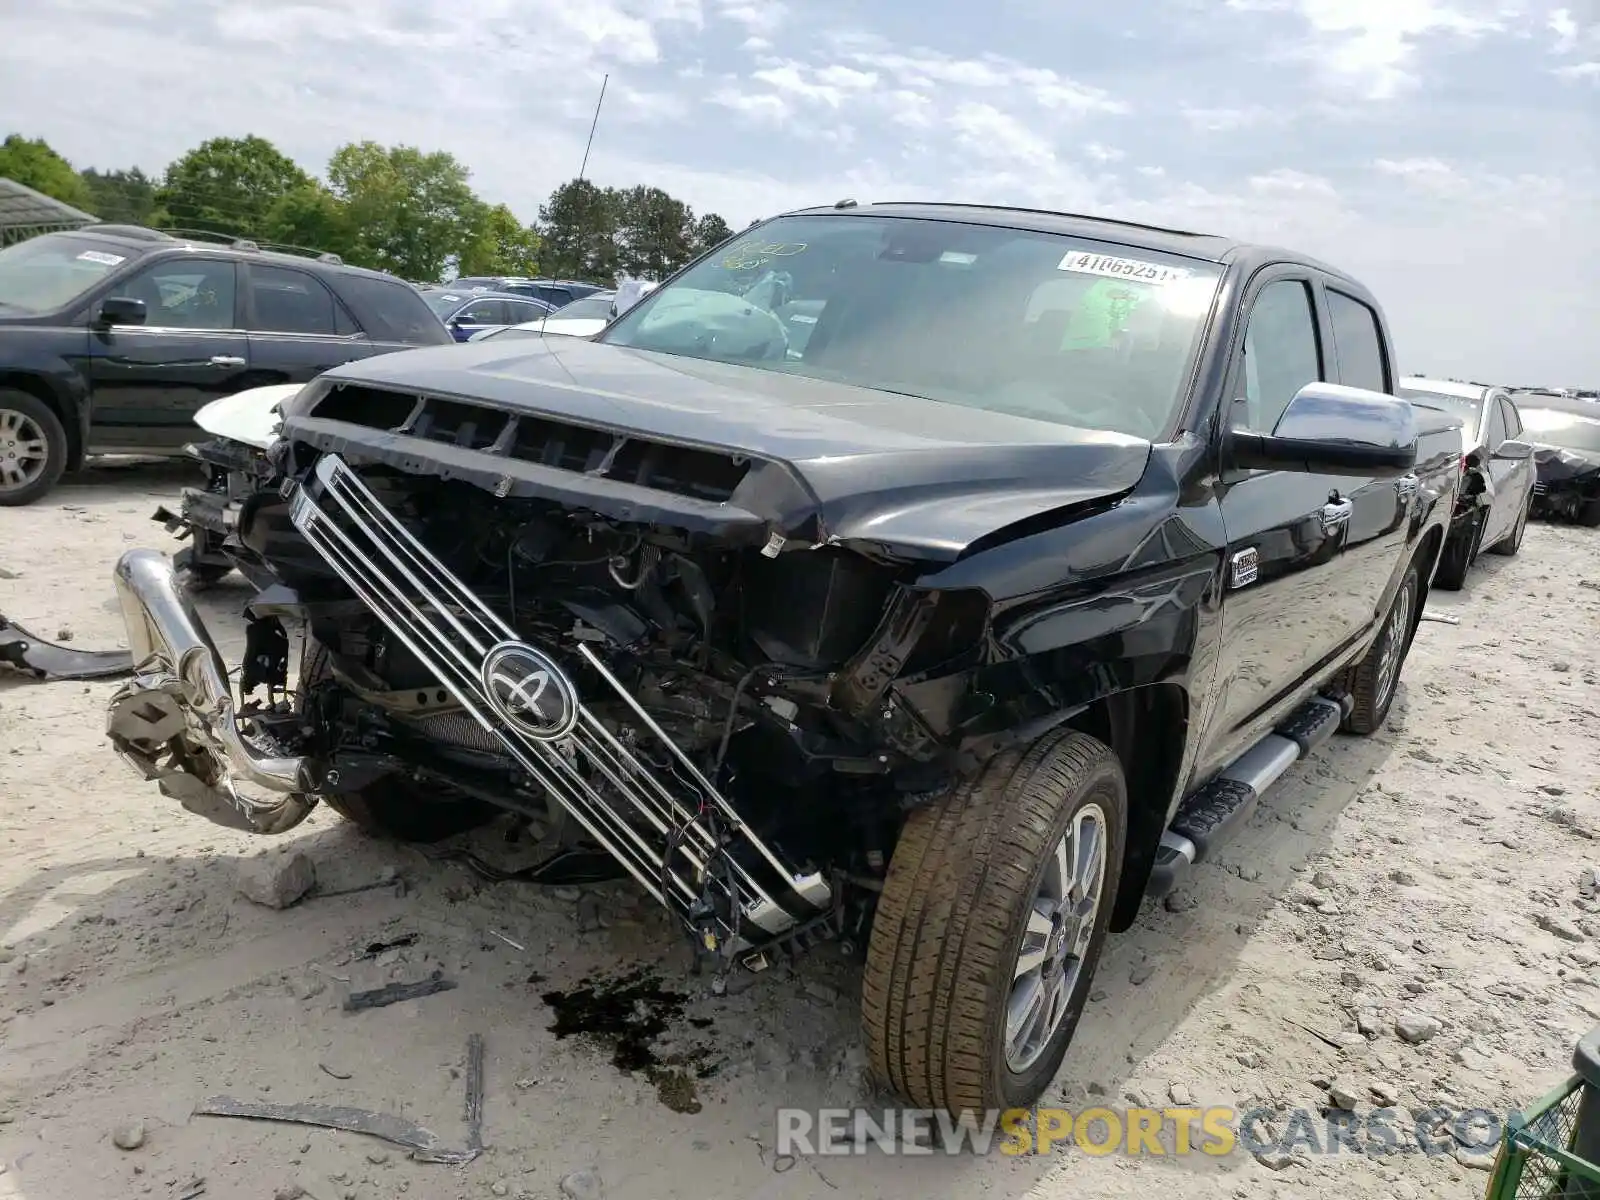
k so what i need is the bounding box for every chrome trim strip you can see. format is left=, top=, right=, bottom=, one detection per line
left=287, top=453, right=830, bottom=945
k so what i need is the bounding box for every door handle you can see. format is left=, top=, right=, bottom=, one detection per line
left=1319, top=498, right=1353, bottom=534
left=208, top=355, right=246, bottom=368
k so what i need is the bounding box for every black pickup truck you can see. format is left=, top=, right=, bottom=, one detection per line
left=101, top=203, right=1461, bottom=1116
left=0, top=225, right=452, bottom=505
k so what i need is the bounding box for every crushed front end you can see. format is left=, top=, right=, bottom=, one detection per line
left=104, top=397, right=1004, bottom=975
left=1531, top=446, right=1600, bottom=524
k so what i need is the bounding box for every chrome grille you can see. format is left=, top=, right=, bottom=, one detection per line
left=287, top=453, right=829, bottom=946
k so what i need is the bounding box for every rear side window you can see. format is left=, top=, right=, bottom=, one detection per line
left=249, top=265, right=339, bottom=335
left=331, top=274, right=454, bottom=344
left=1326, top=290, right=1389, bottom=393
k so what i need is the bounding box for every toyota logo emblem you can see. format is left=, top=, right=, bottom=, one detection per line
left=481, top=641, right=579, bottom=741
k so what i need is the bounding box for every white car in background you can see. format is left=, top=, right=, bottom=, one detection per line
left=467, top=281, right=659, bottom=342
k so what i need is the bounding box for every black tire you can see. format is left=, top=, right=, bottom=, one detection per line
left=1432, top=513, right=1480, bottom=590
left=1578, top=499, right=1600, bottom=529
left=1341, top=560, right=1420, bottom=736
left=299, top=637, right=499, bottom=842
left=862, top=728, right=1127, bottom=1114
left=0, top=388, right=69, bottom=507
left=1488, top=492, right=1530, bottom=555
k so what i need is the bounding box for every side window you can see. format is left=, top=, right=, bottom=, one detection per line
left=457, top=298, right=504, bottom=324
left=333, top=299, right=361, bottom=336
left=117, top=260, right=237, bottom=330
left=504, top=300, right=549, bottom=325
left=329, top=275, right=453, bottom=344
left=1326, top=289, right=1389, bottom=393
left=538, top=287, right=573, bottom=307
left=1232, top=280, right=1322, bottom=433
left=1499, top=397, right=1522, bottom=439
left=249, top=265, right=338, bottom=335
left=1484, top=399, right=1508, bottom=448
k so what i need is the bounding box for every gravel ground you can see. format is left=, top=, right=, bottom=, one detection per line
left=1, top=461, right=1597, bottom=1200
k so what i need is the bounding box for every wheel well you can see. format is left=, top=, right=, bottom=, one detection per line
left=1067, top=683, right=1188, bottom=933
left=0, top=373, right=81, bottom=470
left=1411, top=523, right=1445, bottom=613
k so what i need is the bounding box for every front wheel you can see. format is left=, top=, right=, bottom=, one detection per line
left=862, top=728, right=1126, bottom=1114
left=1578, top=499, right=1600, bottom=529
left=1432, top=512, right=1480, bottom=590
left=299, top=637, right=500, bottom=842
left=1488, top=493, right=1530, bottom=555
left=1341, top=561, right=1420, bottom=735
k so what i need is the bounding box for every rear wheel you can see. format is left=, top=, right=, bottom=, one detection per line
left=299, top=637, right=499, bottom=842
left=862, top=728, right=1126, bottom=1114
left=1341, top=561, right=1419, bottom=736
left=1432, top=512, right=1480, bottom=590
left=1578, top=499, right=1600, bottom=529
left=0, top=389, right=68, bottom=508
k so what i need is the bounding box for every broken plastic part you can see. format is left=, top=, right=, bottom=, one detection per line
left=0, top=613, right=134, bottom=681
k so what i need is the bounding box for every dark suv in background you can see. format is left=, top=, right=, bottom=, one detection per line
left=0, top=225, right=453, bottom=505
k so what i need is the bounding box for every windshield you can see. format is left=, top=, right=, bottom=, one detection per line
left=1398, top=388, right=1482, bottom=441
left=599, top=214, right=1223, bottom=439
left=1520, top=406, right=1600, bottom=455
left=420, top=290, right=468, bottom=318
left=547, top=295, right=614, bottom=322
left=0, top=234, right=141, bottom=316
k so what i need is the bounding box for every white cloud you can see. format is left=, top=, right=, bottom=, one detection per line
left=0, top=0, right=1594, bottom=383
left=715, top=0, right=786, bottom=35
left=1239, top=0, right=1510, bottom=98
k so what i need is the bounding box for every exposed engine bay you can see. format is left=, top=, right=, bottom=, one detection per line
left=114, top=447, right=995, bottom=977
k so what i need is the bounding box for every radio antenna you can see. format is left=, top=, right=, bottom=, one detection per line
left=577, top=74, right=609, bottom=183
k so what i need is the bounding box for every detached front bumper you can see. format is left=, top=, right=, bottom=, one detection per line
left=104, top=548, right=316, bottom=835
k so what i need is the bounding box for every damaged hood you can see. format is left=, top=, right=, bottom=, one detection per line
left=291, top=338, right=1153, bottom=561
left=1532, top=443, right=1600, bottom=485
left=196, top=383, right=304, bottom=450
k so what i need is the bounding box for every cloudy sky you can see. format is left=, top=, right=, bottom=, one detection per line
left=2, top=0, right=1596, bottom=383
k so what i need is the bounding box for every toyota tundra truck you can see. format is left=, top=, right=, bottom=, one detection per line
left=101, top=202, right=1462, bottom=1116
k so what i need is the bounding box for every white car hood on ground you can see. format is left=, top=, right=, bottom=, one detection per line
left=194, top=383, right=304, bottom=450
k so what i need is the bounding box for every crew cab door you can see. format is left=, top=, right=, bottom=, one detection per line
left=85, top=257, right=251, bottom=453
left=1199, top=273, right=1360, bottom=778
left=242, top=263, right=370, bottom=382
left=1319, top=284, right=1410, bottom=632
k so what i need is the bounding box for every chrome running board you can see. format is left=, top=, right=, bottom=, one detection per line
left=287, top=453, right=831, bottom=949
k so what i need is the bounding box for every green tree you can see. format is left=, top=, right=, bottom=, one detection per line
left=689, top=212, right=734, bottom=257
left=327, top=141, right=481, bottom=281
left=458, top=202, right=541, bottom=276
left=0, top=134, right=93, bottom=210
left=614, top=185, right=696, bottom=280
left=263, top=182, right=353, bottom=259
left=537, top=179, right=621, bottom=282
left=155, top=135, right=310, bottom=237
left=80, top=166, right=156, bottom=225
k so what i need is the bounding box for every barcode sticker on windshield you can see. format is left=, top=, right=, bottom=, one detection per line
left=1057, top=251, right=1190, bottom=285
left=76, top=250, right=126, bottom=266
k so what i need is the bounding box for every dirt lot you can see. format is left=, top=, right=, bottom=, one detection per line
left=1, top=461, right=1597, bottom=1200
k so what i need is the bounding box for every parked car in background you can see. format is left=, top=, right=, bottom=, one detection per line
left=0, top=224, right=453, bottom=506
left=469, top=291, right=619, bottom=341
left=446, top=276, right=606, bottom=309
left=418, top=288, right=557, bottom=341
left=1397, top=376, right=1536, bottom=587
left=1511, top=390, right=1600, bottom=526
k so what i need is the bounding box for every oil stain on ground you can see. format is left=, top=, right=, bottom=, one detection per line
left=539, top=968, right=718, bottom=1114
